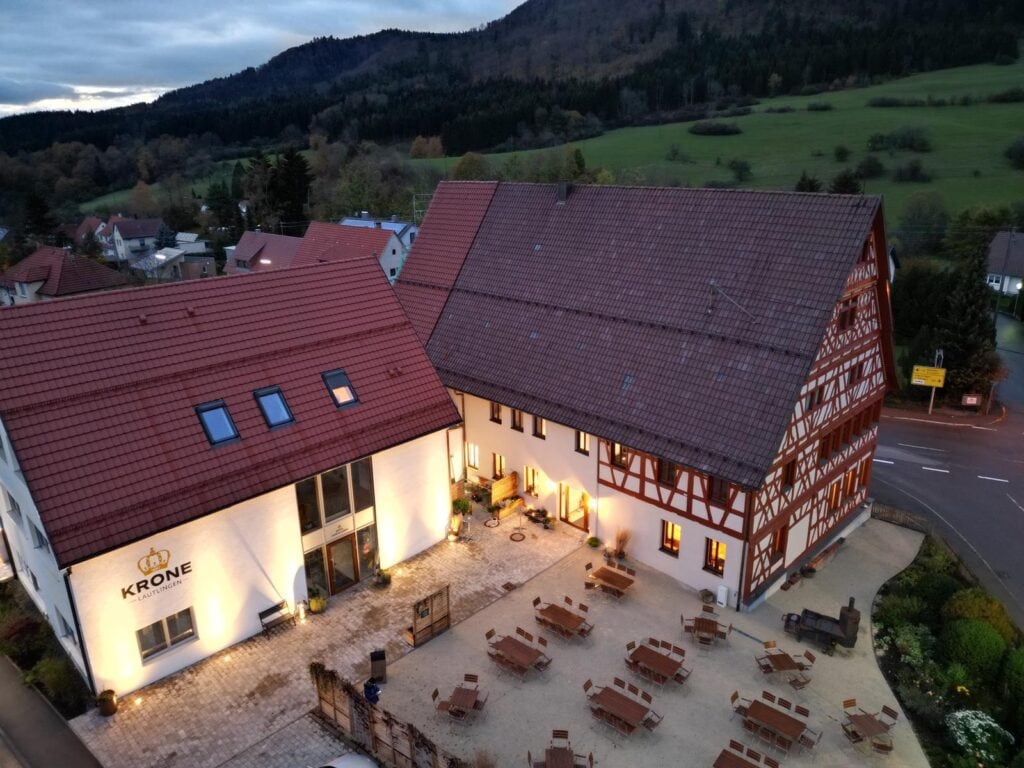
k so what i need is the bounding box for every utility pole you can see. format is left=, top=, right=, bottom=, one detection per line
left=928, top=348, right=944, bottom=416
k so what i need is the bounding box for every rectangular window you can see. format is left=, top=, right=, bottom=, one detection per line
left=828, top=480, right=842, bottom=512
left=57, top=611, right=76, bottom=643
left=770, top=526, right=788, bottom=560
left=845, top=468, right=858, bottom=498
left=524, top=466, right=539, bottom=496
left=532, top=415, right=546, bottom=439
left=656, top=458, right=678, bottom=487
left=350, top=458, right=375, bottom=513
left=320, top=466, right=351, bottom=522
left=782, top=459, right=796, bottom=490
left=28, top=567, right=39, bottom=592
left=660, top=520, right=681, bottom=557
left=196, top=401, right=239, bottom=445
left=837, top=297, right=858, bottom=331
left=610, top=442, right=628, bottom=468
left=489, top=402, right=502, bottom=424
left=0, top=434, right=6, bottom=463
left=847, top=362, right=865, bottom=387
left=295, top=477, right=321, bottom=533
left=492, top=453, right=506, bottom=479
left=3, top=488, right=21, bottom=528
left=510, top=409, right=523, bottom=432
left=30, top=522, right=49, bottom=553
left=859, top=458, right=871, bottom=487
left=254, top=387, right=294, bottom=427
left=804, top=386, right=824, bottom=412
left=575, top=431, right=590, bottom=455
left=818, top=437, right=830, bottom=464
left=708, top=476, right=729, bottom=505
left=704, top=538, right=726, bottom=576
left=322, top=369, right=358, bottom=408
left=466, top=442, right=480, bottom=469
left=137, top=608, right=195, bottom=661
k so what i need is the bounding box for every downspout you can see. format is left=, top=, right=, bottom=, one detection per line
left=736, top=491, right=752, bottom=612
left=63, top=568, right=96, bottom=695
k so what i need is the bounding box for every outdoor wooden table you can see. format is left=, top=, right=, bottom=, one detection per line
left=713, top=749, right=758, bottom=768
left=746, top=699, right=807, bottom=741
left=492, top=635, right=543, bottom=671
left=693, top=616, right=721, bottom=640
left=544, top=746, right=575, bottom=768
left=538, top=604, right=586, bottom=637
left=590, top=686, right=649, bottom=729
left=847, top=713, right=890, bottom=739
left=588, top=566, right=634, bottom=593
left=449, top=685, right=478, bottom=714
left=765, top=652, right=802, bottom=672
left=630, top=644, right=682, bottom=680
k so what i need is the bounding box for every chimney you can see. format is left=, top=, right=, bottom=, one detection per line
left=361, top=211, right=370, bottom=220
left=390, top=214, right=398, bottom=222
left=556, top=181, right=573, bottom=204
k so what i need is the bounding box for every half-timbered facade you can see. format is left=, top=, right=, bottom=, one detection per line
left=396, top=182, right=896, bottom=607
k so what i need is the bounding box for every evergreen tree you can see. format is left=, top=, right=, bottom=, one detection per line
left=23, top=191, right=55, bottom=242
left=828, top=170, right=862, bottom=194
left=154, top=223, right=177, bottom=249
left=270, top=148, right=311, bottom=226
left=794, top=171, right=822, bottom=192
left=205, top=180, right=236, bottom=228
left=230, top=161, right=245, bottom=201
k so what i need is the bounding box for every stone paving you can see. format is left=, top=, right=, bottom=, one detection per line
left=71, top=508, right=584, bottom=768
left=218, top=713, right=357, bottom=768
left=379, top=518, right=929, bottom=768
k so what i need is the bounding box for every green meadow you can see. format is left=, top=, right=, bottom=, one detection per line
left=421, top=58, right=1024, bottom=221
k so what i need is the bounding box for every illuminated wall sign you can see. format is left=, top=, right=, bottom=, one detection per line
left=120, top=547, right=192, bottom=602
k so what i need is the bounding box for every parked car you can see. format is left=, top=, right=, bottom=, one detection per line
left=316, top=754, right=378, bottom=768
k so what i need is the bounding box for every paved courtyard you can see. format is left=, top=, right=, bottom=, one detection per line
left=72, top=512, right=927, bottom=768
left=71, top=509, right=584, bottom=768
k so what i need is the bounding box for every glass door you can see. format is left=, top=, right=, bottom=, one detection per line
left=559, top=484, right=589, bottom=531
left=327, top=535, right=358, bottom=594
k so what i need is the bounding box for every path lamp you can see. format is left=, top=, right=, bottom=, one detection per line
left=1015, top=281, right=1023, bottom=319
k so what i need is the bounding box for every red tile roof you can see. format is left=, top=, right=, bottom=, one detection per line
left=74, top=217, right=102, bottom=244
left=394, top=181, right=497, bottom=342
left=224, top=231, right=302, bottom=274
left=399, top=181, right=884, bottom=489
left=293, top=222, right=396, bottom=268
left=113, top=218, right=163, bottom=240
left=0, top=262, right=460, bottom=567
left=0, top=247, right=129, bottom=297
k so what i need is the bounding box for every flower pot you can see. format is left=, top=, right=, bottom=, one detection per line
left=308, top=595, right=327, bottom=614
left=97, top=690, right=118, bottom=716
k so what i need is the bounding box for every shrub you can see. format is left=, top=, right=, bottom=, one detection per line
left=1006, top=137, right=1024, bottom=170
left=834, top=145, right=850, bottom=162
left=0, top=613, right=49, bottom=669
left=888, top=126, right=933, bottom=152
left=990, top=87, right=1024, bottom=103
left=914, top=571, right=963, bottom=615
left=874, top=593, right=926, bottom=629
left=689, top=121, right=742, bottom=136
left=943, top=588, right=1018, bottom=644
left=1005, top=648, right=1024, bottom=708
left=867, top=133, right=888, bottom=151
left=807, top=102, right=833, bottom=111
left=888, top=623, right=935, bottom=667
left=666, top=145, right=692, bottom=163
left=764, top=106, right=795, bottom=113
left=940, top=618, right=1007, bottom=684
left=893, top=159, right=932, bottom=182
left=867, top=96, right=926, bottom=107
left=946, top=710, right=1015, bottom=765
left=895, top=672, right=948, bottom=730
left=856, top=155, right=885, bottom=179
left=26, top=655, right=90, bottom=717
left=828, top=169, right=862, bottom=194
left=727, top=158, right=752, bottom=181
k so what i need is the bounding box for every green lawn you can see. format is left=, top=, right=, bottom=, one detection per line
left=418, top=58, right=1024, bottom=221
left=79, top=160, right=237, bottom=214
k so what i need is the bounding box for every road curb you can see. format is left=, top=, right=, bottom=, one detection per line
left=882, top=403, right=1007, bottom=429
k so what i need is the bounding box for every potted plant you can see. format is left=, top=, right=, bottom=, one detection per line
left=374, top=568, right=392, bottom=587
left=452, top=498, right=471, bottom=516
left=308, top=587, right=327, bottom=614
left=97, top=689, right=118, bottom=716
left=586, top=536, right=601, bottom=548
left=614, top=528, right=632, bottom=560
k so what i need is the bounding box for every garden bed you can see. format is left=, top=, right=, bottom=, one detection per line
left=872, top=536, right=1022, bottom=766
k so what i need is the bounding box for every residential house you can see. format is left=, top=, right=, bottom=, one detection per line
left=73, top=217, right=103, bottom=248
left=0, top=261, right=460, bottom=695
left=340, top=212, right=418, bottom=250
left=987, top=231, right=1023, bottom=295
left=112, top=218, right=164, bottom=263
left=294, top=222, right=404, bottom=283
left=131, top=248, right=215, bottom=282
left=175, top=232, right=210, bottom=255
left=0, top=246, right=129, bottom=306
left=396, top=181, right=896, bottom=608
left=224, top=231, right=302, bottom=275
left=97, top=216, right=126, bottom=261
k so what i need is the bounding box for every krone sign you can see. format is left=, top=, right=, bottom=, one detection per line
left=121, top=547, right=192, bottom=602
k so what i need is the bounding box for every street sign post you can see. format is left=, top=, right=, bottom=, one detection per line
left=911, top=350, right=945, bottom=415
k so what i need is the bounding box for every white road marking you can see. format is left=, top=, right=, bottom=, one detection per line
left=872, top=459, right=895, bottom=465
left=898, top=443, right=947, bottom=452
left=1008, top=494, right=1024, bottom=514
left=921, top=466, right=949, bottom=473
left=978, top=475, right=1009, bottom=483
left=973, top=426, right=998, bottom=432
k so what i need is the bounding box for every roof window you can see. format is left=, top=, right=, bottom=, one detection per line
left=322, top=369, right=358, bottom=408
left=254, top=387, right=294, bottom=428
left=196, top=402, right=239, bottom=445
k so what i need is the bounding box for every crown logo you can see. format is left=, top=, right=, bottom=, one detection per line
left=138, top=547, right=171, bottom=576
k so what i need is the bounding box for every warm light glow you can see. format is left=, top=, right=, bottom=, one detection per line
left=222, top=654, right=232, bottom=663
left=155, top=254, right=166, bottom=261
left=298, top=602, right=307, bottom=624
left=259, top=258, right=272, bottom=265
left=134, top=697, right=143, bottom=706
left=1017, top=281, right=1023, bottom=290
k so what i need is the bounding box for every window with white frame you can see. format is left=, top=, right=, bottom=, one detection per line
left=137, top=607, right=196, bottom=661
left=466, top=442, right=480, bottom=469
left=30, top=521, right=50, bottom=554
left=57, top=611, right=76, bottom=644
left=3, top=488, right=21, bottom=528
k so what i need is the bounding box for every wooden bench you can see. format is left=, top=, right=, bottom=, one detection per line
left=258, top=600, right=295, bottom=635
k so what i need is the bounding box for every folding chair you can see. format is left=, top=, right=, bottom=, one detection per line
left=640, top=690, right=653, bottom=704
left=673, top=666, right=692, bottom=685
left=682, top=615, right=695, bottom=636
left=872, top=737, right=894, bottom=756
left=672, top=645, right=686, bottom=657
left=697, top=634, right=714, bottom=652
left=729, top=690, right=749, bottom=720
left=764, top=757, right=781, bottom=768
left=773, top=735, right=792, bottom=756
left=879, top=705, right=900, bottom=728
left=745, top=748, right=762, bottom=762
left=648, top=636, right=660, bottom=647
left=842, top=722, right=864, bottom=744
left=762, top=690, right=776, bottom=704
left=788, top=672, right=811, bottom=690
left=842, top=698, right=858, bottom=717
left=794, top=704, right=810, bottom=718
left=584, top=580, right=596, bottom=591
left=743, top=719, right=758, bottom=735
left=728, top=739, right=745, bottom=753
left=578, top=603, right=589, bottom=614
left=613, top=677, right=626, bottom=689
left=778, top=698, right=792, bottom=711
left=579, top=620, right=594, bottom=638
left=464, top=673, right=479, bottom=686
left=564, top=595, right=573, bottom=607
left=626, top=640, right=636, bottom=653
left=432, top=688, right=450, bottom=714
left=473, top=690, right=489, bottom=710
left=755, top=654, right=774, bottom=674
left=798, top=727, right=822, bottom=753
left=643, top=710, right=663, bottom=731
left=582, top=679, right=593, bottom=695
left=757, top=726, right=774, bottom=751
left=551, top=728, right=570, bottom=744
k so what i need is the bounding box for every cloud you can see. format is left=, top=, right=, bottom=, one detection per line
left=0, top=0, right=522, bottom=114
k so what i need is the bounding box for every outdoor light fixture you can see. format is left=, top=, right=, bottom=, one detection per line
left=259, top=258, right=272, bottom=265
left=298, top=600, right=307, bottom=624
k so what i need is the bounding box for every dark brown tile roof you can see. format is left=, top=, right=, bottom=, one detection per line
left=0, top=262, right=460, bottom=567
left=292, top=222, right=396, bottom=268
left=0, top=247, right=129, bottom=297
left=225, top=231, right=302, bottom=274
left=403, top=182, right=883, bottom=489
left=74, top=217, right=102, bottom=244
left=394, top=181, right=497, bottom=342
left=113, top=218, right=163, bottom=240
left=988, top=231, right=1024, bottom=277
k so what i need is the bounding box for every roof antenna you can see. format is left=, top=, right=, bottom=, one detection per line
left=708, top=279, right=757, bottom=322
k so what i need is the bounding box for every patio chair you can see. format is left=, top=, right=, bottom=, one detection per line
left=625, top=567, right=636, bottom=576
left=702, top=604, right=717, bottom=614
left=682, top=617, right=695, bottom=636
left=448, top=706, right=468, bottom=722
left=729, top=690, right=750, bottom=720
left=879, top=705, right=900, bottom=728
left=842, top=722, right=864, bottom=744
left=627, top=682, right=640, bottom=696
left=584, top=562, right=593, bottom=572
left=762, top=690, right=776, bottom=704
left=579, top=620, right=594, bottom=638
left=798, top=727, right=822, bottom=752
left=432, top=688, right=450, bottom=714
left=697, top=634, right=714, bottom=652
left=551, top=728, right=570, bottom=744
left=788, top=672, right=811, bottom=691
left=773, top=735, right=793, bottom=756
left=763, top=639, right=777, bottom=650
left=778, top=698, right=792, bottom=710
left=745, top=748, right=762, bottom=762
left=673, top=666, right=692, bottom=685
left=643, top=710, right=663, bottom=731
left=582, top=679, right=594, bottom=695
left=842, top=698, right=858, bottom=716
left=802, top=650, right=817, bottom=667
left=755, top=654, right=774, bottom=674
left=564, top=595, right=573, bottom=607
left=729, top=739, right=745, bottom=753
left=538, top=635, right=548, bottom=649
left=578, top=603, right=589, bottom=614
left=473, top=690, right=489, bottom=710
left=532, top=596, right=542, bottom=608
left=528, top=750, right=544, bottom=768
left=464, top=673, right=479, bottom=686
left=872, top=737, right=894, bottom=755
left=763, top=757, right=781, bottom=768
left=485, top=628, right=496, bottom=642
left=584, top=580, right=596, bottom=591
left=672, top=644, right=686, bottom=657
left=600, top=584, right=624, bottom=599
left=640, top=690, right=653, bottom=704
left=716, top=624, right=731, bottom=641
left=757, top=727, right=774, bottom=751
left=743, top=719, right=758, bottom=735
left=794, top=704, right=811, bottom=718
left=626, top=640, right=636, bottom=653
left=613, top=677, right=626, bottom=689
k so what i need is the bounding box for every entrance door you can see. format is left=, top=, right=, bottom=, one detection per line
left=559, top=484, right=589, bottom=531
left=327, top=535, right=358, bottom=594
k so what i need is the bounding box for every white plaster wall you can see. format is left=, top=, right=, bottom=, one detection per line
left=461, top=394, right=597, bottom=536
left=372, top=430, right=451, bottom=569
left=377, top=233, right=404, bottom=283
left=70, top=485, right=303, bottom=695
left=596, top=485, right=743, bottom=600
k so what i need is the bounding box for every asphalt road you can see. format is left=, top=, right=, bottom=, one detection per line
left=870, top=314, right=1024, bottom=626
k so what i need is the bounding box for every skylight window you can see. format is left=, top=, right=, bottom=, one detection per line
left=196, top=402, right=239, bottom=445
left=254, top=387, right=294, bottom=428
left=322, top=369, right=358, bottom=408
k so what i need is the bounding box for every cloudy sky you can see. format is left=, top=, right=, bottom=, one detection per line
left=0, top=0, right=521, bottom=117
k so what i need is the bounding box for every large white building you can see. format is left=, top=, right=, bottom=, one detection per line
left=0, top=259, right=460, bottom=695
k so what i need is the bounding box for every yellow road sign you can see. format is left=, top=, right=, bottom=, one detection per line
left=911, top=365, right=946, bottom=388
